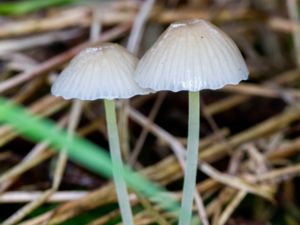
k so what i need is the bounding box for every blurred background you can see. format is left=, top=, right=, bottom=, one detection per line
left=1, top=0, right=300, bottom=224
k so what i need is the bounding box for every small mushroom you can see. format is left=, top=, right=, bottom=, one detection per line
left=52, top=43, right=148, bottom=100
left=52, top=43, right=149, bottom=225
left=134, top=19, right=249, bottom=225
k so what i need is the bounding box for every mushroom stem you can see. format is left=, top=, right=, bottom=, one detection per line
left=179, top=91, right=200, bottom=225
left=104, top=99, right=134, bottom=225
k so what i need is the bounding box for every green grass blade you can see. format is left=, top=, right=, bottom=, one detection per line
left=0, top=0, right=79, bottom=16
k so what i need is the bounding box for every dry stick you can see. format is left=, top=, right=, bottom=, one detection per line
left=206, top=68, right=300, bottom=115
left=19, top=109, right=300, bottom=225
left=0, top=23, right=131, bottom=94
left=2, top=101, right=82, bottom=225
left=213, top=145, right=245, bottom=223
left=0, top=7, right=91, bottom=38
left=0, top=191, right=88, bottom=203
left=135, top=193, right=170, bottom=225
left=205, top=95, right=248, bottom=115
left=200, top=162, right=273, bottom=201
left=217, top=191, right=247, bottom=225
left=287, top=0, right=300, bottom=67
left=0, top=29, right=83, bottom=54
left=267, top=16, right=300, bottom=33
left=88, top=209, right=121, bottom=225
left=210, top=144, right=244, bottom=224
left=127, top=0, right=155, bottom=54
left=254, top=164, right=300, bottom=182
left=267, top=137, right=300, bottom=160
left=215, top=146, right=248, bottom=225
left=6, top=55, right=41, bottom=103
left=128, top=92, right=167, bottom=165
left=90, top=207, right=173, bottom=225
left=223, top=83, right=300, bottom=99
left=244, top=144, right=269, bottom=174
left=211, top=202, right=221, bottom=225
left=206, top=188, right=236, bottom=217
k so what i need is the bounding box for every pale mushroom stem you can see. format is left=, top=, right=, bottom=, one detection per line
left=104, top=99, right=134, bottom=225
left=179, top=91, right=200, bottom=225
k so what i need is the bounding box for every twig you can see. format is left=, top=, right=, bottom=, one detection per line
left=254, top=164, right=300, bottom=182
left=127, top=0, right=155, bottom=54
left=204, top=95, right=248, bottom=115
left=136, top=192, right=171, bottom=225
left=206, top=188, right=236, bottom=217
left=267, top=137, right=300, bottom=160
left=199, top=163, right=273, bottom=201
left=205, top=68, right=300, bottom=116
left=217, top=191, right=247, bottom=225
left=0, top=29, right=83, bottom=54
left=0, top=7, right=90, bottom=38
left=0, top=191, right=88, bottom=203
left=223, top=83, right=300, bottom=99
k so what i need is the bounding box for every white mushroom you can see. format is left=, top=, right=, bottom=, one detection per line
left=52, top=43, right=149, bottom=100
left=134, top=19, right=248, bottom=225
left=51, top=42, right=149, bottom=225
left=135, top=19, right=248, bottom=92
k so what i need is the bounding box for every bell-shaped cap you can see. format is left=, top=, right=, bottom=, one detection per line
left=51, top=43, right=150, bottom=100
left=134, top=19, right=248, bottom=92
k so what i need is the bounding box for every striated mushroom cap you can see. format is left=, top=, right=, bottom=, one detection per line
left=51, top=43, right=150, bottom=100
left=134, top=19, right=249, bottom=92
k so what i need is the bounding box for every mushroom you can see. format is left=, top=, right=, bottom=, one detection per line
left=52, top=43, right=149, bottom=225
left=134, top=19, right=248, bottom=225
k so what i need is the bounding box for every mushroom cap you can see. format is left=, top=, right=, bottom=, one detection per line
left=51, top=43, right=150, bottom=100
left=134, top=19, right=249, bottom=92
